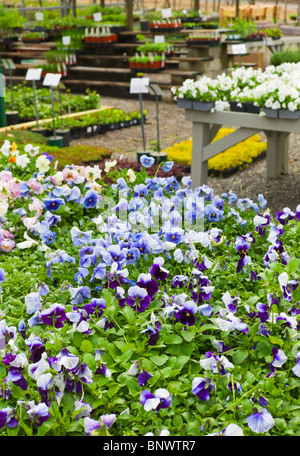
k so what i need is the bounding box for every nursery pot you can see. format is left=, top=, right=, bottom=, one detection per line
left=140, top=20, right=149, bottom=32
left=47, top=135, right=64, bottom=148
left=31, top=126, right=48, bottom=137
left=192, top=101, right=214, bottom=111
left=278, top=109, right=300, bottom=120
left=263, top=108, right=278, bottom=118
left=151, top=151, right=168, bottom=164
left=243, top=102, right=260, bottom=114
left=5, top=111, right=19, bottom=126
left=229, top=101, right=246, bottom=112
left=56, top=128, right=70, bottom=147
left=177, top=98, right=193, bottom=109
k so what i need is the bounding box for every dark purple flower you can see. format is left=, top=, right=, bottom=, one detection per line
left=136, top=273, right=159, bottom=298
left=83, top=298, right=106, bottom=319
left=192, top=377, right=214, bottom=401
left=27, top=403, right=50, bottom=427
left=175, top=300, right=198, bottom=326
left=41, top=304, right=67, bottom=328
left=127, top=286, right=151, bottom=312
left=141, top=321, right=161, bottom=346
left=138, top=370, right=153, bottom=387
left=150, top=261, right=169, bottom=281
left=25, top=336, right=45, bottom=362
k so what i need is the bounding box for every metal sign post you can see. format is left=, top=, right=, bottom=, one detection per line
left=147, top=83, right=163, bottom=152
left=25, top=67, right=42, bottom=129
left=130, top=77, right=150, bottom=152
left=43, top=73, right=63, bottom=147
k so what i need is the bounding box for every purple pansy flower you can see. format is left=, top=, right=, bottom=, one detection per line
left=127, top=286, right=150, bottom=312
left=192, top=377, right=214, bottom=401
left=41, top=304, right=67, bottom=329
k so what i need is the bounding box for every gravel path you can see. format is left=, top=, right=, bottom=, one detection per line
left=70, top=95, right=300, bottom=215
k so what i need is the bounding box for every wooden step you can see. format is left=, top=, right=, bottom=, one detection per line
left=68, top=65, right=132, bottom=82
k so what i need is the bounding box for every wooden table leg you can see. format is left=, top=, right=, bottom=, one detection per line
left=266, top=131, right=290, bottom=178
left=191, top=122, right=210, bottom=187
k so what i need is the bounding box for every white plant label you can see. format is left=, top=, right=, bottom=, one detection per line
left=35, top=12, right=44, bottom=21
left=231, top=43, right=247, bottom=55
left=62, top=36, right=71, bottom=46
left=162, top=8, right=172, bottom=18
left=154, top=35, right=165, bottom=43
left=43, top=73, right=62, bottom=87
left=93, top=12, right=102, bottom=22
left=25, top=68, right=42, bottom=81
left=130, top=78, right=150, bottom=94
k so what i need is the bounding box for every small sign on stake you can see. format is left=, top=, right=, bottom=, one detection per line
left=130, top=78, right=150, bottom=151
left=154, top=35, right=165, bottom=44
left=25, top=68, right=42, bottom=81
left=62, top=36, right=71, bottom=46
left=35, top=12, right=44, bottom=21
left=93, top=12, right=102, bottom=22
left=162, top=8, right=172, bottom=18
left=231, top=43, right=247, bottom=55
left=43, top=73, right=62, bottom=139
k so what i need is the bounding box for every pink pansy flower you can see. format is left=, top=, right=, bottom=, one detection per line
left=0, top=238, right=15, bottom=252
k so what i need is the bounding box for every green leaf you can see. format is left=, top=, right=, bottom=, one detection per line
left=180, top=330, right=195, bottom=342
left=232, top=348, right=248, bottom=365
left=269, top=335, right=284, bottom=348
left=80, top=339, right=93, bottom=353
left=173, top=355, right=190, bottom=370
left=149, top=354, right=169, bottom=366
left=107, top=383, right=120, bottom=398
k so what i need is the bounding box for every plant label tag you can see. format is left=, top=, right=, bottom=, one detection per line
left=35, top=12, right=44, bottom=21
left=25, top=68, right=42, bottom=81
left=162, top=8, right=172, bottom=18
left=231, top=43, right=247, bottom=55
left=43, top=73, right=62, bottom=87
left=130, top=78, right=150, bottom=94
left=62, top=36, right=71, bottom=46
left=154, top=35, right=165, bottom=43
left=93, top=12, right=102, bottom=22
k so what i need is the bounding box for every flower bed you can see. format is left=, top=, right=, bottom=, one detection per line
left=163, top=127, right=266, bottom=175
left=172, top=63, right=300, bottom=114
left=0, top=137, right=299, bottom=437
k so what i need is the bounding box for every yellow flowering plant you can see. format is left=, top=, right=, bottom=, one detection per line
left=164, top=128, right=266, bottom=174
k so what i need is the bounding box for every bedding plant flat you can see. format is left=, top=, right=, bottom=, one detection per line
left=164, top=128, right=266, bottom=175
left=0, top=139, right=299, bottom=437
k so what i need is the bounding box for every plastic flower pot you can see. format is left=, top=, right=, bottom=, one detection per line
left=177, top=98, right=193, bottom=109
left=47, top=135, right=64, bottom=148
left=192, top=101, right=214, bottom=111
left=278, top=109, right=300, bottom=119
left=140, top=20, right=149, bottom=32
left=31, top=126, right=48, bottom=137
left=230, top=101, right=246, bottom=112
left=56, top=128, right=70, bottom=147
left=151, top=151, right=168, bottom=164
left=243, top=102, right=260, bottom=114
left=263, top=108, right=278, bottom=118
left=5, top=111, right=19, bottom=125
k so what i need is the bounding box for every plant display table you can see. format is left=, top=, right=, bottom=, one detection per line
left=183, top=108, right=299, bottom=187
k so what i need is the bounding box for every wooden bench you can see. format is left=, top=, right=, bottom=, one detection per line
left=181, top=106, right=296, bottom=187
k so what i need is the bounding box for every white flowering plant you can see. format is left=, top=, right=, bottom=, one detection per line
left=172, top=62, right=300, bottom=112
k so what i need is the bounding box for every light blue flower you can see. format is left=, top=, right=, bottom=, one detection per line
left=0, top=268, right=5, bottom=283
left=246, top=408, right=275, bottom=434
left=25, top=292, right=41, bottom=315
left=162, top=161, right=174, bottom=172
left=205, top=204, right=224, bottom=223
left=140, top=154, right=155, bottom=168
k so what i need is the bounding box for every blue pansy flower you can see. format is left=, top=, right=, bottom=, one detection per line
left=140, top=154, right=155, bottom=168
left=83, top=189, right=98, bottom=209
left=43, top=198, right=65, bottom=212
left=246, top=408, right=275, bottom=434
left=162, top=161, right=174, bottom=172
